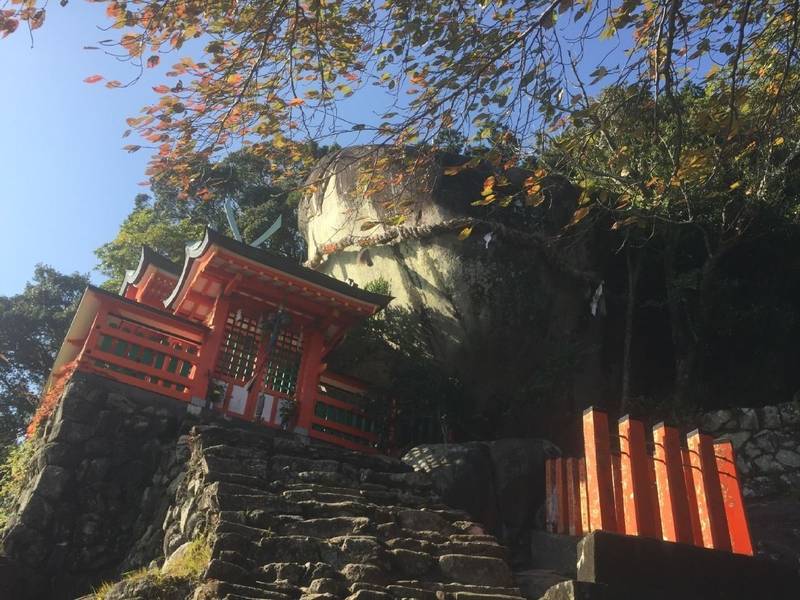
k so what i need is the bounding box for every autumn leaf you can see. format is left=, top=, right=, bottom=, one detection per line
left=84, top=75, right=104, bottom=84
left=360, top=221, right=380, bottom=231
left=567, top=206, right=591, bottom=226
left=152, top=85, right=170, bottom=94
left=123, top=144, right=141, bottom=153
left=611, top=216, right=639, bottom=230
left=457, top=226, right=473, bottom=240
left=30, top=9, right=45, bottom=30
left=147, top=55, right=160, bottom=68
left=729, top=181, right=742, bottom=190
left=287, top=97, right=305, bottom=107
left=443, top=164, right=467, bottom=176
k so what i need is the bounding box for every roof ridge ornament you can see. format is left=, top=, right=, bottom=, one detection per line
left=224, top=199, right=282, bottom=248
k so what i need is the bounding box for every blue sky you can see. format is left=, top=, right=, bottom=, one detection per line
left=0, top=4, right=640, bottom=297
left=0, top=5, right=164, bottom=295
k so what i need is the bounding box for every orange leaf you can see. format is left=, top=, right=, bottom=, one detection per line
left=287, top=97, right=305, bottom=107
left=84, top=75, right=104, bottom=84
left=568, top=206, right=591, bottom=226
left=152, top=85, right=170, bottom=94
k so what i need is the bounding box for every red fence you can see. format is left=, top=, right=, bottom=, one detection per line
left=545, top=407, right=753, bottom=555
left=78, top=308, right=204, bottom=403
left=310, top=372, right=380, bottom=452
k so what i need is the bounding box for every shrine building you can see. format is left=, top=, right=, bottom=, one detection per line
left=47, top=228, right=392, bottom=452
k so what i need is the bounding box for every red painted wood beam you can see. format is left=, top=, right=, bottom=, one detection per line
left=687, top=430, right=732, bottom=551
left=611, top=452, right=625, bottom=531
left=583, top=407, right=618, bottom=532
left=566, top=457, right=583, bottom=536
left=713, top=440, right=753, bottom=555
left=578, top=458, right=590, bottom=533
left=618, top=416, right=658, bottom=537
left=652, top=423, right=693, bottom=544
left=554, top=457, right=569, bottom=534
left=681, top=448, right=704, bottom=546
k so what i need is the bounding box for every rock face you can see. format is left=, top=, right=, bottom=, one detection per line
left=402, top=439, right=559, bottom=557
left=0, top=373, right=191, bottom=599
left=700, top=402, right=800, bottom=499
left=1, top=374, right=525, bottom=600
left=299, top=147, right=607, bottom=437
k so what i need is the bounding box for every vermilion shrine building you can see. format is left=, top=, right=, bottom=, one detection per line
left=48, top=229, right=392, bottom=452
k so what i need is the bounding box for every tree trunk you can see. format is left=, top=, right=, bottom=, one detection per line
left=620, top=247, right=643, bottom=414
left=663, top=232, right=732, bottom=411
left=663, top=235, right=696, bottom=410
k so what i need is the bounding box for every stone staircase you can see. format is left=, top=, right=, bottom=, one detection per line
left=166, top=424, right=526, bottom=600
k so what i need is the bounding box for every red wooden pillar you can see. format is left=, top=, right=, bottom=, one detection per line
left=687, top=430, right=731, bottom=551
left=545, top=459, right=557, bottom=533
left=618, top=416, right=658, bottom=537
left=578, top=458, right=590, bottom=532
left=294, top=329, right=325, bottom=434
left=652, top=423, right=693, bottom=543
left=648, top=453, right=663, bottom=538
left=681, top=448, right=704, bottom=546
left=714, top=440, right=753, bottom=555
left=190, top=294, right=231, bottom=403
left=566, top=458, right=583, bottom=536
left=583, top=407, right=617, bottom=532
left=554, top=457, right=569, bottom=534
left=611, top=453, right=625, bottom=531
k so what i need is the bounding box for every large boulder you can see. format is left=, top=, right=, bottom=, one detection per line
left=402, top=443, right=498, bottom=532
left=402, top=438, right=559, bottom=547
left=300, top=147, right=608, bottom=438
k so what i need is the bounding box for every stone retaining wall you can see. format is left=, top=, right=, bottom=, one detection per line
left=701, top=402, right=800, bottom=498
left=0, top=372, right=193, bottom=599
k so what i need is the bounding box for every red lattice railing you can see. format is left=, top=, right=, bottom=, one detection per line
left=311, top=373, right=380, bottom=452
left=78, top=308, right=203, bottom=403
left=546, top=407, right=753, bottom=555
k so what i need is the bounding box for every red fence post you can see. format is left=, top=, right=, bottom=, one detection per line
left=566, top=457, right=583, bottom=536
left=681, top=448, right=704, bottom=546
left=714, top=440, right=753, bottom=556
left=618, top=416, right=658, bottom=537
left=554, top=457, right=569, bottom=534
left=652, top=423, right=693, bottom=544
left=611, top=452, right=625, bottom=531
left=687, top=430, right=732, bottom=551
left=583, top=407, right=618, bottom=532
left=578, top=458, right=590, bottom=532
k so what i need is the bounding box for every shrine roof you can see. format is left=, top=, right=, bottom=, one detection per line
left=119, top=246, right=181, bottom=295
left=164, top=228, right=392, bottom=312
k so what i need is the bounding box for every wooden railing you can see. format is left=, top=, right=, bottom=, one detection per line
left=77, top=303, right=205, bottom=403
left=309, top=373, right=380, bottom=452
left=545, top=407, right=753, bottom=555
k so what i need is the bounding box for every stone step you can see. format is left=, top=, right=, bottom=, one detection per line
left=439, top=554, right=515, bottom=588
left=440, top=541, right=508, bottom=560
left=297, top=500, right=390, bottom=521
left=213, top=579, right=292, bottom=600
left=284, top=482, right=365, bottom=496
left=284, top=490, right=370, bottom=504
left=271, top=454, right=342, bottom=474
left=290, top=470, right=359, bottom=488
left=276, top=516, right=374, bottom=538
